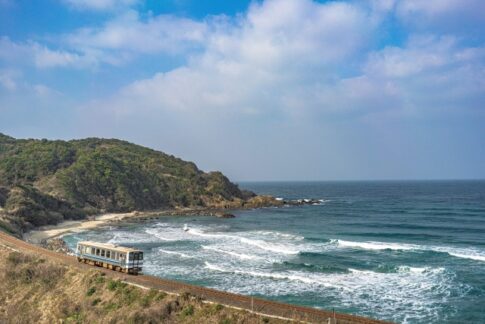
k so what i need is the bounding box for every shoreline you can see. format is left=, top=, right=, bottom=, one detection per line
left=23, top=211, right=142, bottom=244
left=22, top=207, right=238, bottom=244
left=21, top=197, right=316, bottom=244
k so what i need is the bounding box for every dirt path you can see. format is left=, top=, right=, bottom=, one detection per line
left=0, top=231, right=392, bottom=324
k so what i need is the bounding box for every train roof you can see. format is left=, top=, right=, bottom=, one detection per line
left=77, top=241, right=141, bottom=253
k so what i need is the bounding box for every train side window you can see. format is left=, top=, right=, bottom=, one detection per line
left=96, top=249, right=100, bottom=256
left=119, top=253, right=124, bottom=260
left=106, top=250, right=110, bottom=258
left=101, top=249, right=105, bottom=257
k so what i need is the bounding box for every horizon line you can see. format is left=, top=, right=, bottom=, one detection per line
left=236, top=178, right=485, bottom=183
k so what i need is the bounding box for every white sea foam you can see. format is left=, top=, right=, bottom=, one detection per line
left=251, top=230, right=304, bottom=241
left=145, top=228, right=180, bottom=241
left=202, top=246, right=262, bottom=260
left=158, top=248, right=192, bottom=258
left=239, top=237, right=300, bottom=255
left=335, top=239, right=485, bottom=262
left=186, top=228, right=232, bottom=239
left=203, top=261, right=228, bottom=272
left=204, top=261, right=453, bottom=303
left=107, top=231, right=155, bottom=244
left=448, top=252, right=485, bottom=262
left=336, top=239, right=418, bottom=251
left=203, top=262, right=339, bottom=287
left=188, top=228, right=301, bottom=255
left=432, top=247, right=485, bottom=262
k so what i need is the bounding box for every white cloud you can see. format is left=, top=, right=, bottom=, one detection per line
left=0, top=10, right=208, bottom=69
left=32, top=84, right=60, bottom=97
left=365, top=36, right=457, bottom=78
left=0, top=36, right=93, bottom=69
left=66, top=10, right=207, bottom=55
left=90, top=0, right=375, bottom=118
left=395, top=0, right=485, bottom=32
left=360, top=35, right=485, bottom=115
left=396, top=0, right=482, bottom=17
left=0, top=70, right=19, bottom=91
left=33, top=45, right=88, bottom=68
left=63, top=0, right=138, bottom=11
left=85, top=0, right=485, bottom=126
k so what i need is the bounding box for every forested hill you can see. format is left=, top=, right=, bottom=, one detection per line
left=0, top=133, right=271, bottom=234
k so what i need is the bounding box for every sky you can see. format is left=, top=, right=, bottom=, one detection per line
left=0, top=0, right=484, bottom=181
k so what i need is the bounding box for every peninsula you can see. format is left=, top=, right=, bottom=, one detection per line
left=0, top=133, right=280, bottom=237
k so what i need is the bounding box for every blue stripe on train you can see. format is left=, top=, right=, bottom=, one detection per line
left=77, top=253, right=143, bottom=268
left=77, top=253, right=123, bottom=265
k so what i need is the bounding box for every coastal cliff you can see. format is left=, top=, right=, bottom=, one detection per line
left=0, top=133, right=280, bottom=236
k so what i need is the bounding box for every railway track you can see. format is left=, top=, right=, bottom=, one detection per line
left=0, top=232, right=392, bottom=324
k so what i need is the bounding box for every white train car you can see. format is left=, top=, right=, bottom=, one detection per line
left=76, top=241, right=143, bottom=275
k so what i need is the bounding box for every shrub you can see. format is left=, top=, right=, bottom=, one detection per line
left=91, top=298, right=101, bottom=306
left=181, top=304, right=194, bottom=317
left=86, top=287, right=96, bottom=296
left=118, top=286, right=140, bottom=305
left=139, top=289, right=159, bottom=307
left=5, top=257, right=64, bottom=287
left=155, top=292, right=167, bottom=301
left=94, top=275, right=105, bottom=284
left=180, top=290, right=192, bottom=301
left=104, top=302, right=119, bottom=312
left=6, top=251, right=33, bottom=265
left=107, top=279, right=126, bottom=291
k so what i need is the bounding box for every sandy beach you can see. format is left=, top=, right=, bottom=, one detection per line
left=21, top=207, right=224, bottom=244
left=23, top=212, right=140, bottom=244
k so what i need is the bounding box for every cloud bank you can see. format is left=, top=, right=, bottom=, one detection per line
left=1, top=0, right=484, bottom=180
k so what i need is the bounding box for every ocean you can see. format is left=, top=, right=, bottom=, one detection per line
left=63, top=180, right=485, bottom=323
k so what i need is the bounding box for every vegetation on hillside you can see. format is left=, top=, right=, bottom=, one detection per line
left=0, top=133, right=274, bottom=235
left=0, top=247, right=290, bottom=324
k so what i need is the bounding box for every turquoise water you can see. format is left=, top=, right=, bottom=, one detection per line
left=63, top=181, right=485, bottom=323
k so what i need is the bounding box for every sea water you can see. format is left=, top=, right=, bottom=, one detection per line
left=63, top=180, right=485, bottom=323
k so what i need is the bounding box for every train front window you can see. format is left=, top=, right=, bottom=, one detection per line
left=129, top=253, right=134, bottom=260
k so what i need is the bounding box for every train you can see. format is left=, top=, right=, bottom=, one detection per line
left=76, top=241, right=143, bottom=275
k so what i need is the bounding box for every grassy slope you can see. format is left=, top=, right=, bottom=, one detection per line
left=0, top=246, right=290, bottom=324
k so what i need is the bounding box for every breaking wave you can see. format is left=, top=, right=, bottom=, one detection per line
left=334, top=239, right=485, bottom=262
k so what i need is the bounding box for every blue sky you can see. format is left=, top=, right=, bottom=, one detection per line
left=1, top=0, right=484, bottom=181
